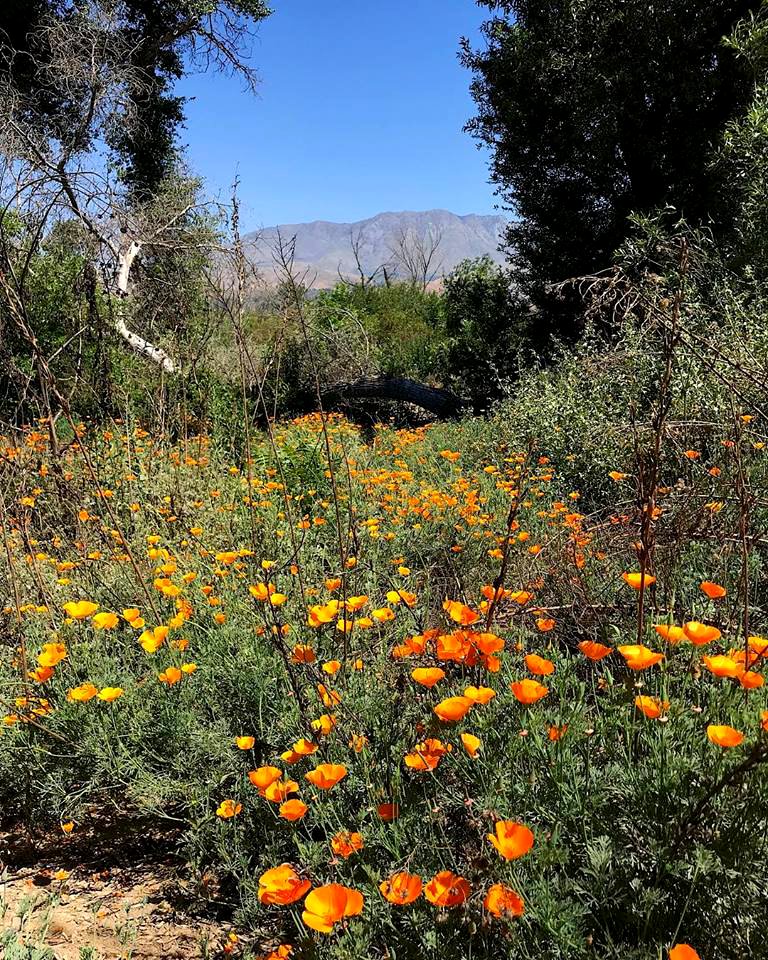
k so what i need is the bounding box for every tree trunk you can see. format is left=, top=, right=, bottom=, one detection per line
left=321, top=376, right=468, bottom=419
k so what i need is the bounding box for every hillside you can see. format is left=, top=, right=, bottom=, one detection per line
left=245, top=209, right=507, bottom=287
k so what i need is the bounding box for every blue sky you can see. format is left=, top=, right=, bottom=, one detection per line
left=176, top=1, right=497, bottom=232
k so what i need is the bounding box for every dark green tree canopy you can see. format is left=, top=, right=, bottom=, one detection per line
left=0, top=0, right=270, bottom=196
left=463, top=0, right=761, bottom=330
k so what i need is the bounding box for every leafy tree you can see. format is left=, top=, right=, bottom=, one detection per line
left=440, top=256, right=532, bottom=409
left=463, top=0, right=760, bottom=334
left=0, top=0, right=271, bottom=196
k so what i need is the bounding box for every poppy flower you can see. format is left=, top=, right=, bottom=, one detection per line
left=634, top=696, right=668, bottom=719
left=216, top=799, right=242, bottom=819
left=379, top=871, right=422, bottom=905
left=578, top=641, right=612, bottom=661
left=706, top=724, right=744, bottom=748
left=377, top=802, right=399, bottom=821
left=548, top=724, right=568, bottom=741
left=655, top=624, right=686, bottom=644
left=258, top=864, right=311, bottom=905
left=264, top=778, right=300, bottom=802
left=68, top=682, right=98, bottom=703
left=424, top=871, right=470, bottom=907
left=700, top=581, right=726, bottom=599
left=279, top=799, right=308, bottom=821
left=740, top=671, right=764, bottom=689
left=464, top=685, right=496, bottom=704
left=372, top=607, right=395, bottom=622
left=331, top=830, right=363, bottom=858
left=248, top=766, right=282, bottom=790
left=404, top=738, right=452, bottom=771
left=460, top=732, right=482, bottom=757
left=235, top=736, right=255, bottom=750
left=158, top=666, right=182, bottom=685
left=291, top=645, right=316, bottom=664
left=617, top=645, right=664, bottom=670
left=62, top=600, right=98, bottom=620
left=37, top=643, right=67, bottom=668
left=622, top=572, right=656, bottom=591
left=302, top=883, right=364, bottom=933
left=669, top=946, right=701, bottom=960
left=92, top=612, right=119, bottom=629
left=683, top=622, right=721, bottom=646
left=702, top=655, right=742, bottom=679
left=525, top=653, right=555, bottom=676
left=484, top=883, right=524, bottom=918
left=443, top=599, right=480, bottom=626
left=97, top=687, right=123, bottom=702
left=535, top=618, right=555, bottom=632
left=487, top=820, right=535, bottom=860
left=510, top=679, right=549, bottom=704
left=305, top=763, right=347, bottom=790
left=411, top=667, right=445, bottom=687
left=311, top=714, right=337, bottom=735
left=433, top=696, right=473, bottom=722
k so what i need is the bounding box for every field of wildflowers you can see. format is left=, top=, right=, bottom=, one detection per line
left=2, top=382, right=768, bottom=960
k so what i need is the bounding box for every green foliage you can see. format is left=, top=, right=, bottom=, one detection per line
left=463, top=0, right=760, bottom=335
left=439, top=256, right=533, bottom=409
left=311, top=282, right=445, bottom=379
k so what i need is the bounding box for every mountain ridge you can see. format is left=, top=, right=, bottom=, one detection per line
left=244, top=208, right=507, bottom=288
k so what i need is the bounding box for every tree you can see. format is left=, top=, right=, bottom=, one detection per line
left=0, top=0, right=271, bottom=198
left=440, top=255, right=532, bottom=409
left=0, top=0, right=271, bottom=396
left=463, top=0, right=760, bottom=335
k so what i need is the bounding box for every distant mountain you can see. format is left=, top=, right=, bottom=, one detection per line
left=244, top=209, right=507, bottom=288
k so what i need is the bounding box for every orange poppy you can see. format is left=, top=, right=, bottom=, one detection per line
left=617, top=645, right=664, bottom=670
left=331, top=830, right=363, bottom=858
left=634, top=696, right=668, bottom=719
left=279, top=799, right=308, bottom=821
left=305, top=763, right=347, bottom=790
left=525, top=653, right=555, bottom=676
left=700, top=581, right=726, bottom=599
left=460, top=732, right=482, bottom=757
left=405, top=738, right=452, bottom=771
left=578, top=641, right=612, bottom=661
left=411, top=667, right=445, bottom=687
left=622, top=572, right=656, bottom=590
left=463, top=685, right=496, bottom=704
left=248, top=766, right=282, bottom=790
left=535, top=617, right=556, bottom=632
left=484, top=883, right=524, bottom=918
left=654, top=624, right=686, bottom=644
left=235, top=736, right=255, bottom=750
left=433, top=696, right=473, bottom=722
left=706, top=724, right=744, bottom=747
left=302, top=883, right=364, bottom=933
left=424, top=871, right=470, bottom=907
left=263, top=778, right=300, bottom=802
left=548, top=724, right=568, bottom=741
left=702, top=655, right=742, bottom=679
left=510, top=679, right=549, bottom=704
left=258, top=864, right=311, bottom=905
left=740, top=671, right=764, bottom=689
left=62, top=600, right=98, bottom=620
left=380, top=871, right=422, bottom=905
left=683, top=622, right=721, bottom=646
left=669, top=945, right=701, bottom=960
left=487, top=820, right=535, bottom=860
left=216, top=799, right=242, bottom=819
left=443, top=599, right=480, bottom=626
left=377, top=802, right=399, bottom=821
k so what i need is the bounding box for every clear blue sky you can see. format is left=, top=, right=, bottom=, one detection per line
left=176, top=1, right=497, bottom=232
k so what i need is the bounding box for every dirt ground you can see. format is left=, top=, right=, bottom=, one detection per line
left=0, top=815, right=254, bottom=959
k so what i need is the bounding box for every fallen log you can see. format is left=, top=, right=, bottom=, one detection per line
left=321, top=376, right=469, bottom=420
